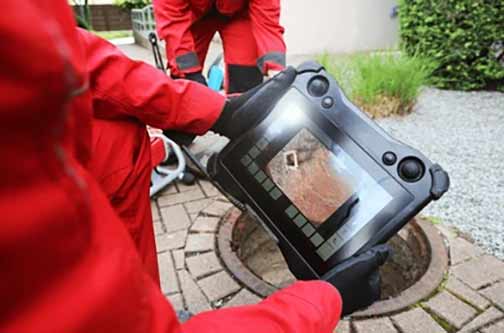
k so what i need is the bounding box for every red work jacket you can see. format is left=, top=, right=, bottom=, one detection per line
left=0, top=1, right=342, bottom=332
left=153, top=0, right=286, bottom=75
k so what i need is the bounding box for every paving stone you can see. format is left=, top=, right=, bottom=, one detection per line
left=151, top=201, right=161, bottom=221
left=167, top=293, right=184, bottom=311
left=184, top=198, right=214, bottom=214
left=158, top=252, right=179, bottom=294
left=214, top=194, right=229, bottom=202
left=177, top=269, right=211, bottom=314
left=333, top=320, right=351, bottom=333
left=199, top=180, right=221, bottom=197
left=185, top=233, right=215, bottom=253
left=353, top=317, right=397, bottom=333
left=202, top=200, right=233, bottom=217
left=190, top=216, right=220, bottom=233
left=481, top=319, right=504, bottom=333
left=450, top=237, right=483, bottom=266
left=160, top=205, right=191, bottom=233
left=446, top=275, right=491, bottom=310
left=186, top=251, right=223, bottom=279
left=155, top=230, right=187, bottom=253
left=198, top=271, right=241, bottom=302
left=424, top=291, right=477, bottom=329
left=459, top=307, right=504, bottom=333
left=153, top=221, right=165, bottom=236
left=481, top=282, right=504, bottom=310
left=392, top=307, right=446, bottom=333
left=452, top=256, right=504, bottom=290
left=158, top=188, right=205, bottom=207
left=224, top=289, right=262, bottom=308
left=173, top=249, right=185, bottom=270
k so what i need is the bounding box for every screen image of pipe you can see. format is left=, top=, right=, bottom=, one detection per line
left=266, top=128, right=354, bottom=225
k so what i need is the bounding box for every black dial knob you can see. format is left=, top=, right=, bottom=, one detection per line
left=382, top=151, right=397, bottom=166
left=398, top=158, right=425, bottom=182
left=308, top=76, right=330, bottom=97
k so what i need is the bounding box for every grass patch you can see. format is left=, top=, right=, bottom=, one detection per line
left=420, top=304, right=457, bottom=333
left=424, top=215, right=443, bottom=225
left=318, top=52, right=436, bottom=118
left=93, top=30, right=133, bottom=40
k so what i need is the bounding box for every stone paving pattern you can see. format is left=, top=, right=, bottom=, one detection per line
left=118, top=41, right=504, bottom=332
left=151, top=180, right=504, bottom=332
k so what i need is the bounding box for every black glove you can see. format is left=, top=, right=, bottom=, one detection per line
left=325, top=244, right=390, bottom=316
left=162, top=130, right=196, bottom=147
left=211, top=66, right=297, bottom=139
left=183, top=71, right=208, bottom=86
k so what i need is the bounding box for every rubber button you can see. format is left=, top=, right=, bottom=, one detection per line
left=308, top=76, right=330, bottom=97
left=398, top=158, right=425, bottom=182
left=322, top=97, right=334, bottom=108
left=382, top=151, right=397, bottom=165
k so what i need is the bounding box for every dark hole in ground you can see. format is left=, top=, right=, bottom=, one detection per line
left=232, top=212, right=430, bottom=299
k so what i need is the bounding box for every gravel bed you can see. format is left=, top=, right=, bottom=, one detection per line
left=376, top=88, right=504, bottom=259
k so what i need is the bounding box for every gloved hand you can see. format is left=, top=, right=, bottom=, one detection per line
left=184, top=71, right=208, bottom=86
left=211, top=66, right=297, bottom=139
left=162, top=130, right=196, bottom=147
left=325, top=244, right=390, bottom=316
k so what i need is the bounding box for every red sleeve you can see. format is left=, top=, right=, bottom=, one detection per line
left=79, top=28, right=222, bottom=134
left=153, top=0, right=201, bottom=76
left=249, top=0, right=286, bottom=73
left=183, top=281, right=342, bottom=333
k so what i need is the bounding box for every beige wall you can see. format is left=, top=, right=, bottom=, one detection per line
left=280, top=0, right=399, bottom=55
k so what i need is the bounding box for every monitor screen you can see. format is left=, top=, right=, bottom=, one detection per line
left=265, top=128, right=394, bottom=260
left=266, top=128, right=354, bottom=225
left=227, top=87, right=416, bottom=266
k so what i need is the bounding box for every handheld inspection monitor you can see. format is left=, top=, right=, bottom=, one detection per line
left=208, top=61, right=449, bottom=281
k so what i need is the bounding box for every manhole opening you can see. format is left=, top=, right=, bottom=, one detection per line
left=231, top=212, right=431, bottom=300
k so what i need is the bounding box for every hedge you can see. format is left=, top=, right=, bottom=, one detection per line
left=399, top=0, right=504, bottom=91
left=115, top=0, right=152, bottom=10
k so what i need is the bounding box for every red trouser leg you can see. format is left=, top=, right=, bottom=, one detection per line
left=220, top=13, right=263, bottom=93
left=87, top=117, right=160, bottom=284
left=189, top=13, right=220, bottom=72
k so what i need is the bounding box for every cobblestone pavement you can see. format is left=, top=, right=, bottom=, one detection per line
left=119, top=42, right=504, bottom=332
left=151, top=181, right=504, bottom=333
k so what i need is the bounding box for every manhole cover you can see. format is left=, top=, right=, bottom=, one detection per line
left=218, top=209, right=448, bottom=317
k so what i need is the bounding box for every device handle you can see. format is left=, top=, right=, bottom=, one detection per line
left=429, top=164, right=450, bottom=200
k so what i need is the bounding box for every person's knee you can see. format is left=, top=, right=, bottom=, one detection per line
left=89, top=118, right=151, bottom=197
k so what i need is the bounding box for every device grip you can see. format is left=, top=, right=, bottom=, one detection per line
left=429, top=164, right=450, bottom=200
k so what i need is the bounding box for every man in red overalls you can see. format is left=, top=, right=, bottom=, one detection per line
left=153, top=0, right=286, bottom=93
left=0, top=2, right=388, bottom=332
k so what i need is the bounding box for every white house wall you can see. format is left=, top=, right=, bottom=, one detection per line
left=280, top=0, right=399, bottom=55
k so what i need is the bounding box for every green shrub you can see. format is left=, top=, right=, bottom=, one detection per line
left=115, top=0, right=152, bottom=10
left=399, top=0, right=504, bottom=91
left=75, top=13, right=91, bottom=30
left=72, top=0, right=91, bottom=29
left=319, top=52, right=435, bottom=118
